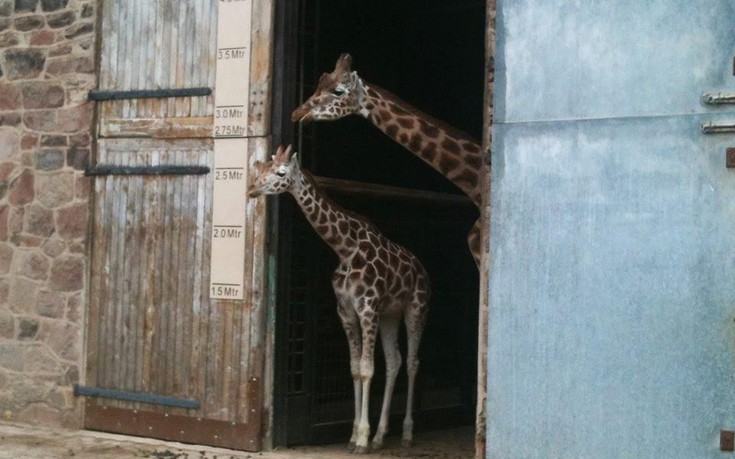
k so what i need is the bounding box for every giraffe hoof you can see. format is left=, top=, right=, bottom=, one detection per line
left=347, top=442, right=356, bottom=452
left=353, top=445, right=369, bottom=454
left=371, top=440, right=384, bottom=450
left=401, top=439, right=413, bottom=448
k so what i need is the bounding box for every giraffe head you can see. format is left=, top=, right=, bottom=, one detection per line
left=291, top=53, right=368, bottom=123
left=247, top=145, right=300, bottom=198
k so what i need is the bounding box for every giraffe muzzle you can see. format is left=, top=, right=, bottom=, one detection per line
left=247, top=186, right=262, bottom=198
left=291, top=106, right=313, bottom=123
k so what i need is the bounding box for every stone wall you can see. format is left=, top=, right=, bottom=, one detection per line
left=0, top=0, right=96, bottom=428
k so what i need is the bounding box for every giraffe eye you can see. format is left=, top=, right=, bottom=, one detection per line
left=275, top=170, right=286, bottom=178
left=332, top=88, right=346, bottom=97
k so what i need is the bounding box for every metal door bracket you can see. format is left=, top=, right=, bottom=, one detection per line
left=74, top=385, right=200, bottom=409
left=701, top=93, right=735, bottom=105
left=700, top=122, right=735, bottom=134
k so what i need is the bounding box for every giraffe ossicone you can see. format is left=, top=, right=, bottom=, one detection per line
left=248, top=145, right=431, bottom=453
left=292, top=53, right=487, bottom=267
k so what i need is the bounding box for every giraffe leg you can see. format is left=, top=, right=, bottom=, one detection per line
left=371, top=316, right=402, bottom=450
left=402, top=301, right=428, bottom=448
left=354, top=300, right=379, bottom=454
left=468, top=218, right=482, bottom=268
left=336, top=298, right=363, bottom=451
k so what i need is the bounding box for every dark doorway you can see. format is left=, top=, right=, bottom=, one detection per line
left=272, top=0, right=485, bottom=446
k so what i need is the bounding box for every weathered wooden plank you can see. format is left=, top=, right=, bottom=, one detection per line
left=246, top=137, right=269, bottom=427
left=248, top=0, right=275, bottom=136
left=100, top=117, right=213, bottom=139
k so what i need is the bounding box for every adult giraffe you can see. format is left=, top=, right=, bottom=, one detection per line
left=291, top=53, right=486, bottom=266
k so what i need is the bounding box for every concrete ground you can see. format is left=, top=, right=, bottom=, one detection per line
left=0, top=422, right=474, bottom=459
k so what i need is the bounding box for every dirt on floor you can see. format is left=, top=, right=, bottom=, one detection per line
left=0, top=422, right=474, bottom=459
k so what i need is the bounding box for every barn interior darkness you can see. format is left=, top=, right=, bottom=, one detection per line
left=274, top=0, right=485, bottom=446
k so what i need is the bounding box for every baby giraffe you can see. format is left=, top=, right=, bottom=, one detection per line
left=248, top=145, right=430, bottom=453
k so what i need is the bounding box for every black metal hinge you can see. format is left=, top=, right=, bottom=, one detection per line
left=84, top=165, right=210, bottom=177
left=73, top=384, right=200, bottom=409
left=88, top=87, right=212, bottom=101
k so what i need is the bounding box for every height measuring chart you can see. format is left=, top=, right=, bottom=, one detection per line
left=210, top=0, right=252, bottom=300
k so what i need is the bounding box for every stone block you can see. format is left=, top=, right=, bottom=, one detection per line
left=25, top=203, right=54, bottom=237
left=0, top=30, right=18, bottom=47
left=13, top=14, right=43, bottom=31
left=0, top=242, right=12, bottom=274
left=37, top=320, right=79, bottom=361
left=68, top=133, right=89, bottom=147
left=0, top=127, right=19, bottom=161
left=48, top=44, right=70, bottom=57
left=74, top=175, right=89, bottom=198
left=36, top=171, right=73, bottom=208
left=64, top=22, right=92, bottom=40
left=1, top=48, right=45, bottom=80
left=40, top=135, right=66, bottom=147
left=0, top=279, right=7, bottom=305
left=23, top=110, right=57, bottom=132
left=46, top=55, right=94, bottom=75
left=21, top=133, right=38, bottom=149
left=13, top=0, right=38, bottom=13
left=0, top=313, right=13, bottom=338
left=0, top=113, right=21, bottom=126
left=39, top=0, right=66, bottom=11
left=0, top=83, right=21, bottom=110
left=41, top=238, right=64, bottom=257
left=67, top=241, right=83, bottom=254
left=66, top=146, right=87, bottom=170
left=0, top=162, right=16, bottom=181
left=7, top=168, right=33, bottom=205
left=25, top=344, right=61, bottom=372
left=12, top=233, right=42, bottom=248
left=48, top=254, right=82, bottom=291
left=66, top=293, right=79, bottom=323
left=55, top=202, right=86, bottom=239
left=17, top=250, right=49, bottom=280
left=35, top=149, right=64, bottom=171
left=0, top=204, right=8, bottom=241
left=29, top=29, right=53, bottom=45
left=7, top=205, right=22, bottom=235
left=18, top=403, right=62, bottom=427
left=7, top=276, right=38, bottom=313
left=21, top=81, right=64, bottom=109
left=63, top=365, right=78, bottom=384
left=37, top=289, right=64, bottom=318
left=46, top=10, right=74, bottom=28
left=56, top=104, right=92, bottom=133
left=0, top=0, right=12, bottom=16
left=0, top=342, right=23, bottom=371
left=18, top=317, right=39, bottom=339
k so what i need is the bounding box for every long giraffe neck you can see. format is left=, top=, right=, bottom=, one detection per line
left=360, top=84, right=484, bottom=208
left=289, top=169, right=364, bottom=259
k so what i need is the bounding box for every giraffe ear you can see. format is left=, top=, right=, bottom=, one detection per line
left=335, top=53, right=352, bottom=73
left=289, top=152, right=299, bottom=167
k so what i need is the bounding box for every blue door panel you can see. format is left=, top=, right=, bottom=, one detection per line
left=494, top=0, right=735, bottom=123
left=489, top=113, right=735, bottom=457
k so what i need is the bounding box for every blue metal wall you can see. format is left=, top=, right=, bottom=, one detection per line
left=488, top=1, right=735, bottom=457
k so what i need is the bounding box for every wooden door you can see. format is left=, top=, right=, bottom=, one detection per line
left=81, top=0, right=273, bottom=450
